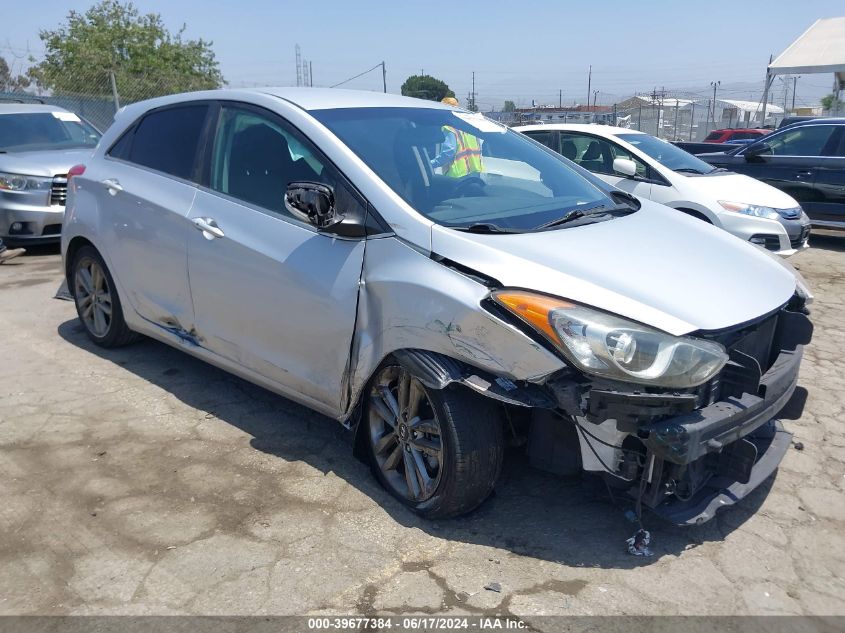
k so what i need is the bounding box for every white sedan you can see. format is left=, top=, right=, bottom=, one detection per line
left=515, top=124, right=811, bottom=256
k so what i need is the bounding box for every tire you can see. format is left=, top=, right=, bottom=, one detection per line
left=71, top=245, right=140, bottom=348
left=365, top=363, right=503, bottom=518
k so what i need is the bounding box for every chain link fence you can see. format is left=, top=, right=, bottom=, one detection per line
left=1, top=67, right=221, bottom=131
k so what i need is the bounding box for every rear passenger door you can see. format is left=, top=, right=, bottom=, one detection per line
left=812, top=127, right=845, bottom=227
left=96, top=103, right=210, bottom=331
left=186, top=102, right=366, bottom=414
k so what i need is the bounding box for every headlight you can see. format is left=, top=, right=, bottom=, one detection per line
left=492, top=290, right=728, bottom=388
left=0, top=172, right=51, bottom=192
left=718, top=200, right=781, bottom=220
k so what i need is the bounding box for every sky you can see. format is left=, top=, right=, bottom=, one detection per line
left=2, top=0, right=843, bottom=110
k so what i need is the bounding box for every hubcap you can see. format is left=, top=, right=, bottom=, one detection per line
left=74, top=258, right=112, bottom=337
left=368, top=366, right=443, bottom=502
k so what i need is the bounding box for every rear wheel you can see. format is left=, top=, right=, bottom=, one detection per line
left=366, top=363, right=503, bottom=518
left=71, top=245, right=139, bottom=347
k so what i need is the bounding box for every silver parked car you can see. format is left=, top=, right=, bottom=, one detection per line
left=62, top=89, right=813, bottom=525
left=0, top=104, right=101, bottom=244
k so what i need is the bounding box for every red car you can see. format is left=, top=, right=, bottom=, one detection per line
left=703, top=128, right=769, bottom=144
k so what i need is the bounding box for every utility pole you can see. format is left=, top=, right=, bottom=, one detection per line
left=586, top=65, right=591, bottom=109
left=673, top=99, right=679, bottom=139
left=382, top=61, right=387, bottom=93
left=689, top=102, right=696, bottom=140
left=710, top=81, right=720, bottom=125
left=592, top=90, right=598, bottom=108
left=760, top=54, right=773, bottom=126
left=467, top=71, right=477, bottom=112
left=792, top=76, right=799, bottom=111
left=109, top=70, right=120, bottom=112
left=309, top=61, right=313, bottom=87
left=559, top=89, right=562, bottom=109
left=295, top=44, right=302, bottom=86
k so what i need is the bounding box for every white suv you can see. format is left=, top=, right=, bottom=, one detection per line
left=516, top=124, right=811, bottom=256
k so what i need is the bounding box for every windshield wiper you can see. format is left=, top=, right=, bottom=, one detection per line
left=452, top=222, right=522, bottom=234
left=674, top=167, right=706, bottom=174
left=538, top=203, right=635, bottom=230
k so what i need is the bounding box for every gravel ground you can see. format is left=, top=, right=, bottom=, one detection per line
left=0, top=235, right=843, bottom=617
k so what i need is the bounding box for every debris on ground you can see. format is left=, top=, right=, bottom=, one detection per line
left=793, top=441, right=805, bottom=451
left=626, top=529, right=654, bottom=557
left=484, top=582, right=502, bottom=593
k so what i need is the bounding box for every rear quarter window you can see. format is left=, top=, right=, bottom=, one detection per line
left=114, top=105, right=209, bottom=181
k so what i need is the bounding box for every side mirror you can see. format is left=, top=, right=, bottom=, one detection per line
left=743, top=143, right=770, bottom=160
left=285, top=182, right=342, bottom=229
left=612, top=157, right=638, bottom=178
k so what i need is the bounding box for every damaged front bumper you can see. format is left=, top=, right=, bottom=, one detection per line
left=542, top=306, right=812, bottom=526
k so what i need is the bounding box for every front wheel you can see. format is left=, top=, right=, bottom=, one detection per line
left=365, top=363, right=503, bottom=518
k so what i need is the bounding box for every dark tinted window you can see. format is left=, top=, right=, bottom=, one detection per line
left=126, top=105, right=208, bottom=180
left=704, top=131, right=723, bottom=141
left=523, top=130, right=557, bottom=151
left=762, top=124, right=836, bottom=157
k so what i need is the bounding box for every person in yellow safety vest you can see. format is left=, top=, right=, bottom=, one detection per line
left=430, top=97, right=484, bottom=177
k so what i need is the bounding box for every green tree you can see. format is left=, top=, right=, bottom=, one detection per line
left=820, top=93, right=844, bottom=112
left=503, top=100, right=516, bottom=112
left=0, top=57, right=31, bottom=92
left=28, top=0, right=224, bottom=102
left=400, top=74, right=455, bottom=102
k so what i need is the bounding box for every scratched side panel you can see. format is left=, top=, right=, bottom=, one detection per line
left=347, top=237, right=564, bottom=413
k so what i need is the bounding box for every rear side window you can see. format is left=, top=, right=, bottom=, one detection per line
left=120, top=105, right=208, bottom=180
left=704, top=132, right=722, bottom=141
left=523, top=130, right=557, bottom=151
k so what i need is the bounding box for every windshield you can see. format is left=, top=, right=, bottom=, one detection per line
left=312, top=107, right=617, bottom=231
left=0, top=112, right=101, bottom=152
left=617, top=133, right=716, bottom=174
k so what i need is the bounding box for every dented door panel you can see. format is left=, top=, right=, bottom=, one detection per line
left=187, top=189, right=365, bottom=413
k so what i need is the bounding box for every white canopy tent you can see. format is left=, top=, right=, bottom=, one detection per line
left=762, top=16, right=845, bottom=120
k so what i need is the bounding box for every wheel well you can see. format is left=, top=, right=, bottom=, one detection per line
left=64, top=236, right=96, bottom=286
left=677, top=207, right=712, bottom=223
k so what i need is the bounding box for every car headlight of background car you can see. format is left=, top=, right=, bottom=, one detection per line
left=0, top=172, right=52, bottom=192
left=492, top=290, right=728, bottom=388
left=718, top=200, right=785, bottom=220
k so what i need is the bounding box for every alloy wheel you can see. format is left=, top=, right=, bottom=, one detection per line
left=368, top=365, right=444, bottom=502
left=74, top=257, right=113, bottom=338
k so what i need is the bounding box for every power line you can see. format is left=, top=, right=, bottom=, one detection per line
left=330, top=63, right=384, bottom=89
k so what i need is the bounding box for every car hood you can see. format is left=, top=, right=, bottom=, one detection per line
left=0, top=148, right=95, bottom=177
left=682, top=171, right=799, bottom=209
left=430, top=200, right=797, bottom=336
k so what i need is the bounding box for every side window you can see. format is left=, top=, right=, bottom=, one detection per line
left=125, top=105, right=208, bottom=180
left=764, top=125, right=836, bottom=157
left=107, top=127, right=134, bottom=160
left=210, top=106, right=363, bottom=222
left=605, top=142, right=648, bottom=178
left=561, top=133, right=641, bottom=177
left=523, top=130, right=557, bottom=152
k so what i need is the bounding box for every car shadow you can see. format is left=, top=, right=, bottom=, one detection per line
left=809, top=231, right=845, bottom=252
left=57, top=318, right=779, bottom=569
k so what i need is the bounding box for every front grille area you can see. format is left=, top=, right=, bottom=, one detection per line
left=791, top=225, right=811, bottom=249
left=50, top=175, right=68, bottom=206
left=42, top=224, right=62, bottom=236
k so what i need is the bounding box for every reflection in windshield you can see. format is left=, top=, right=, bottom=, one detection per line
left=617, top=133, right=716, bottom=174
left=0, top=112, right=102, bottom=151
left=313, top=107, right=618, bottom=231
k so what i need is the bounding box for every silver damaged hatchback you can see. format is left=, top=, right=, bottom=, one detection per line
left=62, top=88, right=813, bottom=525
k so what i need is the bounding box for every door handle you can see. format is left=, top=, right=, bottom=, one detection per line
left=192, top=217, right=225, bottom=239
left=101, top=178, right=123, bottom=195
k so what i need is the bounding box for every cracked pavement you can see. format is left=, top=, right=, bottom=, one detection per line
left=1, top=236, right=844, bottom=617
